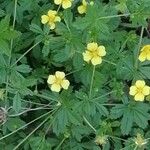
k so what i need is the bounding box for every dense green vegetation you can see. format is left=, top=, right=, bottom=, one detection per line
left=0, top=0, right=150, bottom=149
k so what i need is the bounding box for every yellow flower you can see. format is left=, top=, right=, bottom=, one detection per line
left=138, top=45, right=150, bottom=62
left=47, top=71, right=70, bottom=92
left=129, top=80, right=150, bottom=101
left=83, top=42, right=106, bottom=66
left=54, top=0, right=73, bottom=9
left=78, top=0, right=87, bottom=14
left=134, top=133, right=147, bottom=147
left=41, top=10, right=61, bottom=29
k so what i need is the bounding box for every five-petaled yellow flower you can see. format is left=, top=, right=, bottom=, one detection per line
left=138, top=45, right=150, bottom=62
left=83, top=42, right=106, bottom=66
left=47, top=71, right=70, bottom=92
left=54, top=0, right=73, bottom=9
left=41, top=10, right=61, bottom=29
left=78, top=0, right=87, bottom=14
left=129, top=80, right=150, bottom=101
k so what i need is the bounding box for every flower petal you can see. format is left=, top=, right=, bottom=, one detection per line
left=134, top=93, right=145, bottom=101
left=87, top=42, right=98, bottom=51
left=135, top=80, right=145, bottom=88
left=142, top=86, right=150, bottom=95
left=54, top=0, right=62, bottom=5
left=129, top=86, right=137, bottom=96
left=48, top=10, right=57, bottom=16
left=55, top=71, right=65, bottom=79
left=61, top=79, right=70, bottom=89
left=141, top=45, right=150, bottom=52
left=55, top=16, right=61, bottom=22
left=41, top=15, right=49, bottom=24
left=83, top=51, right=92, bottom=62
left=138, top=52, right=146, bottom=62
left=62, top=0, right=72, bottom=9
left=78, top=5, right=86, bottom=14
left=82, top=0, right=87, bottom=6
left=47, top=75, right=56, bottom=84
left=49, top=23, right=56, bottom=29
left=91, top=56, right=102, bottom=65
left=147, top=52, right=150, bottom=60
left=97, top=46, right=106, bottom=56
left=51, top=83, right=61, bottom=92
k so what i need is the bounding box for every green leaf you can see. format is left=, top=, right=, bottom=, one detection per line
left=121, top=109, right=133, bottom=135
left=139, top=66, right=150, bottom=79
left=30, top=23, right=43, bottom=34
left=13, top=93, right=22, bottom=113
left=0, top=39, right=10, bottom=56
left=0, top=16, right=10, bottom=33
left=6, top=118, right=25, bottom=131
left=15, top=64, right=32, bottom=73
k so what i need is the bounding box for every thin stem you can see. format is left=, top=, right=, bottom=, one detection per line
left=103, top=59, right=116, bottom=66
left=89, top=66, right=95, bottom=98
left=0, top=110, right=55, bottom=141
left=12, top=108, right=58, bottom=150
left=66, top=68, right=82, bottom=76
left=34, top=93, right=58, bottom=102
left=83, top=116, right=96, bottom=132
left=21, top=99, right=51, bottom=107
left=55, top=137, right=66, bottom=150
left=97, top=13, right=130, bottom=20
left=64, top=19, right=71, bottom=33
left=12, top=114, right=51, bottom=150
left=11, top=41, right=41, bottom=67
left=119, top=36, right=130, bottom=52
left=134, top=145, right=138, bottom=150
left=9, top=107, right=51, bottom=117
left=5, top=0, right=18, bottom=105
left=92, top=90, right=117, bottom=101
left=57, top=4, right=61, bottom=13
left=109, top=135, right=126, bottom=142
left=134, top=27, right=144, bottom=69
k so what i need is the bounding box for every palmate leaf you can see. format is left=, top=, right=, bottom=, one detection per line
left=0, top=16, right=21, bottom=56
left=139, top=66, right=150, bottom=79
left=111, top=102, right=150, bottom=135
left=29, top=136, right=51, bottom=150
left=52, top=107, right=81, bottom=135
left=13, top=93, right=22, bottom=113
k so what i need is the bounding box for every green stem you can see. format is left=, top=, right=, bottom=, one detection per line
left=97, top=13, right=130, bottom=20
left=12, top=108, right=58, bottom=150
left=0, top=110, right=55, bottom=141
left=57, top=4, right=61, bottom=13
left=92, top=90, right=117, bottom=101
left=134, top=27, right=144, bottom=69
left=34, top=93, right=58, bottom=102
left=89, top=66, right=95, bottom=98
left=11, top=41, right=41, bottom=67
left=5, top=0, right=18, bottom=105
left=103, top=59, right=116, bottom=66
left=55, top=137, right=66, bottom=150
left=108, top=135, right=126, bottom=142
left=12, top=115, right=51, bottom=150
left=66, top=68, right=83, bottom=76
left=9, top=107, right=51, bottom=117
left=83, top=116, right=96, bottom=132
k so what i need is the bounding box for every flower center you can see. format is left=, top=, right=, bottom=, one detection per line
left=136, top=87, right=143, bottom=94
left=91, top=51, right=99, bottom=58
left=49, top=15, right=56, bottom=23
left=55, top=77, right=63, bottom=85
